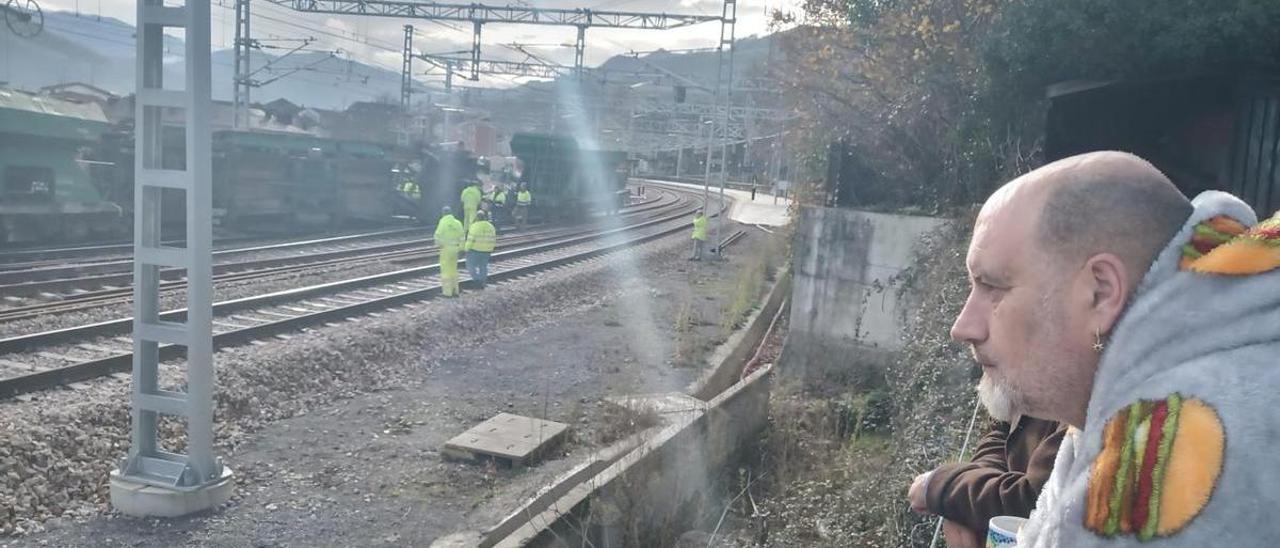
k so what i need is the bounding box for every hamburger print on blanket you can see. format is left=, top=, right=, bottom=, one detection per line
left=1017, top=192, right=1280, bottom=547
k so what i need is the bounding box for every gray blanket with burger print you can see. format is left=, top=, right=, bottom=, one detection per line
left=1019, top=191, right=1280, bottom=547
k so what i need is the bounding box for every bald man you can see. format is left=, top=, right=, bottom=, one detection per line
left=948, top=151, right=1280, bottom=546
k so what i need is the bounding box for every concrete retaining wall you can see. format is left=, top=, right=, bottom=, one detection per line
left=787, top=206, right=946, bottom=378
left=512, top=364, right=772, bottom=548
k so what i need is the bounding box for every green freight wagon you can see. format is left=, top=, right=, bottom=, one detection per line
left=508, top=132, right=629, bottom=220
left=0, top=89, right=123, bottom=244
left=211, top=130, right=396, bottom=230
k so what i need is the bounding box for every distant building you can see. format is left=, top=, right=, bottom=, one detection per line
left=331, top=101, right=402, bottom=144
left=454, top=119, right=509, bottom=157
left=263, top=98, right=303, bottom=126
left=40, top=82, right=117, bottom=106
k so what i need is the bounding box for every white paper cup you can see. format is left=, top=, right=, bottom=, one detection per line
left=986, top=516, right=1027, bottom=548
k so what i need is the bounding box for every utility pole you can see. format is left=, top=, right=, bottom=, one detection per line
left=112, top=0, right=233, bottom=516
left=703, top=116, right=714, bottom=191
left=469, top=21, right=482, bottom=80
left=232, top=0, right=251, bottom=128
left=399, top=24, right=413, bottom=147
left=573, top=25, right=586, bottom=77
left=400, top=24, right=413, bottom=112
left=713, top=0, right=736, bottom=259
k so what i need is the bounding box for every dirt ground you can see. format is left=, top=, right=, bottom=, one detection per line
left=6, top=226, right=781, bottom=547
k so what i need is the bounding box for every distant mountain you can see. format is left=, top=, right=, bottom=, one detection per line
left=0, top=10, right=181, bottom=93
left=0, top=9, right=422, bottom=110
left=203, top=49, right=411, bottom=110
left=2, top=9, right=782, bottom=117
left=598, top=33, right=780, bottom=86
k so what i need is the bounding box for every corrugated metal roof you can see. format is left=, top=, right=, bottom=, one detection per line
left=0, top=88, right=109, bottom=123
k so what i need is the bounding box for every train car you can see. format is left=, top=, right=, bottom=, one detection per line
left=508, top=132, right=629, bottom=220
left=0, top=89, right=124, bottom=244
left=211, top=131, right=397, bottom=230
left=89, top=128, right=402, bottom=235
left=386, top=145, right=480, bottom=224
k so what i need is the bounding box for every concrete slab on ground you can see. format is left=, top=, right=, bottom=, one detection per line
left=443, top=413, right=569, bottom=466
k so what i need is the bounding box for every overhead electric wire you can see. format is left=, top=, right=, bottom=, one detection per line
left=214, top=2, right=403, bottom=55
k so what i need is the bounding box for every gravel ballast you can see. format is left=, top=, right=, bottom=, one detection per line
left=1, top=227, right=778, bottom=545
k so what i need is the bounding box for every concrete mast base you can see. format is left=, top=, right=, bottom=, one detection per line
left=109, top=467, right=235, bottom=518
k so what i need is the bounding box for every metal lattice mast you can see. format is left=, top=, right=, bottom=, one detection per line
left=715, top=0, right=736, bottom=256
left=574, top=25, right=586, bottom=77
left=233, top=0, right=251, bottom=128
left=469, top=21, right=482, bottom=80
left=112, top=0, right=232, bottom=516
left=400, top=24, right=413, bottom=111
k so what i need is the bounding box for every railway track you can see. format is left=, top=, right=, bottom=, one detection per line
left=0, top=186, right=714, bottom=399
left=0, top=192, right=667, bottom=285
left=0, top=226, right=423, bottom=271
left=0, top=192, right=673, bottom=317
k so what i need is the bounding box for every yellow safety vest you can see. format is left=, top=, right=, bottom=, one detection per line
left=692, top=215, right=708, bottom=241
left=434, top=214, right=464, bottom=248
left=400, top=181, right=420, bottom=198
left=516, top=190, right=532, bottom=206
left=461, top=185, right=483, bottom=209
left=466, top=220, right=497, bottom=252
left=494, top=191, right=507, bottom=205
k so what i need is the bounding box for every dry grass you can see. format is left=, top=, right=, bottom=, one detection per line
left=720, top=232, right=790, bottom=338
left=721, top=216, right=982, bottom=547
left=724, top=380, right=898, bottom=547
left=673, top=300, right=701, bottom=368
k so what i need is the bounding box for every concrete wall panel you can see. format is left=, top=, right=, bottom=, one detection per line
left=788, top=206, right=946, bottom=378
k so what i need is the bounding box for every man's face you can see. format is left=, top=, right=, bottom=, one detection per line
left=951, top=185, right=1093, bottom=423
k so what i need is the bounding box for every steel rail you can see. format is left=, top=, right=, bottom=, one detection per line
left=0, top=189, right=711, bottom=399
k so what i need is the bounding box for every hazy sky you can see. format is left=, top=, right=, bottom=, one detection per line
left=38, top=0, right=800, bottom=87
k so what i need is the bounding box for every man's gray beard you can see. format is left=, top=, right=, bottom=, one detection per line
left=978, top=373, right=1021, bottom=422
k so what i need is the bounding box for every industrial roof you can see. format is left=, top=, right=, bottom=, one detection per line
left=0, top=88, right=109, bottom=123
left=0, top=87, right=111, bottom=142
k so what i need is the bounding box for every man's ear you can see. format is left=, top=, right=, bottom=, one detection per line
left=1085, top=253, right=1129, bottom=333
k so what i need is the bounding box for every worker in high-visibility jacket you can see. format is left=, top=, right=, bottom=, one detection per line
left=514, top=183, right=532, bottom=230
left=434, top=206, right=465, bottom=297
left=465, top=210, right=497, bottom=289
left=489, top=184, right=508, bottom=225
left=399, top=180, right=421, bottom=200
left=690, top=208, right=709, bottom=261
left=460, top=180, right=483, bottom=233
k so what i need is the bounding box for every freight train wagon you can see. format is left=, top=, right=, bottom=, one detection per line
left=508, top=133, right=629, bottom=221
left=0, top=89, right=123, bottom=244
left=88, top=128, right=404, bottom=237
left=210, top=131, right=397, bottom=229
left=392, top=145, right=481, bottom=224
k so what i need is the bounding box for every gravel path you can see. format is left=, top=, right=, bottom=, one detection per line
left=1, top=227, right=776, bottom=545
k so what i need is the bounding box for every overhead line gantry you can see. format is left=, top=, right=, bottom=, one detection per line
left=263, top=0, right=721, bottom=79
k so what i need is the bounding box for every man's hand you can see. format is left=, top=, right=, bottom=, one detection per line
left=942, top=519, right=983, bottom=548
left=909, top=471, right=932, bottom=514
